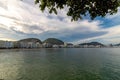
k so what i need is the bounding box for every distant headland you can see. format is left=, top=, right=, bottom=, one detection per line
left=0, top=38, right=119, bottom=49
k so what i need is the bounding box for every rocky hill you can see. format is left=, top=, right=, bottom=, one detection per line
left=43, top=38, right=64, bottom=45
left=79, top=42, right=105, bottom=46
left=18, top=38, right=42, bottom=44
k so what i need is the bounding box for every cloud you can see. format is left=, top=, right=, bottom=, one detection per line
left=75, top=24, right=120, bottom=44
left=0, top=0, right=120, bottom=44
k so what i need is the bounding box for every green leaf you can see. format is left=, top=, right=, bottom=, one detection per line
left=34, top=0, right=120, bottom=21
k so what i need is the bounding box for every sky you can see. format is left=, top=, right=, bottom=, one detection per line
left=0, top=0, right=120, bottom=44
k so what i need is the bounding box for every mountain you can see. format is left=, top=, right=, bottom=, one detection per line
left=18, top=38, right=42, bottom=44
left=79, top=42, right=105, bottom=46
left=43, top=38, right=64, bottom=45
left=115, top=43, right=120, bottom=46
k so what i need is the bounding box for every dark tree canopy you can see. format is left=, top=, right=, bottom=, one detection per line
left=35, top=0, right=120, bottom=21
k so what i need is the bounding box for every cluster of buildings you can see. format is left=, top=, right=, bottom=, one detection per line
left=0, top=38, right=42, bottom=49
left=0, top=38, right=120, bottom=49
left=0, top=41, right=14, bottom=49
left=42, top=42, right=74, bottom=48
left=0, top=41, right=42, bottom=49
left=0, top=41, right=74, bottom=49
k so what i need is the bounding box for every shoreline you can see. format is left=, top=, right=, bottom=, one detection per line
left=0, top=47, right=120, bottom=50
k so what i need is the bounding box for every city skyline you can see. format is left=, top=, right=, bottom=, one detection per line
left=0, top=0, right=120, bottom=44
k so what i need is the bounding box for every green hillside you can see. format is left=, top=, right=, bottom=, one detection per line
left=43, top=38, right=64, bottom=45
left=18, top=38, right=42, bottom=44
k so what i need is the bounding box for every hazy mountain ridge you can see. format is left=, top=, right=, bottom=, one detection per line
left=79, top=42, right=105, bottom=46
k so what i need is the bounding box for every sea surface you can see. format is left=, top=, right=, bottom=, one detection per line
left=0, top=48, right=120, bottom=80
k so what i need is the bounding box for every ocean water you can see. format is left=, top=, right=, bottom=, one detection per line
left=0, top=48, right=120, bottom=80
